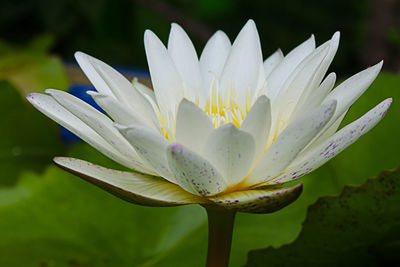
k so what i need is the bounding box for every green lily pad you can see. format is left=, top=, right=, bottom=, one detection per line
left=0, top=81, right=65, bottom=186
left=246, top=167, right=400, bottom=266
left=0, top=35, right=69, bottom=96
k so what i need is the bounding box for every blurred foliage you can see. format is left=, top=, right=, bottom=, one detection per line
left=0, top=35, right=69, bottom=95
left=246, top=167, right=400, bottom=266
left=0, top=71, right=398, bottom=266
left=0, top=82, right=66, bottom=186
left=0, top=0, right=369, bottom=74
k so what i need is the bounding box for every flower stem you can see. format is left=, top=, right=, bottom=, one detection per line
left=204, top=206, right=237, bottom=267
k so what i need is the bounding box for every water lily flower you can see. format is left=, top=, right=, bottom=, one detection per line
left=27, top=19, right=391, bottom=267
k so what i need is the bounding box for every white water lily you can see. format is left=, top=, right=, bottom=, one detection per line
left=27, top=19, right=391, bottom=213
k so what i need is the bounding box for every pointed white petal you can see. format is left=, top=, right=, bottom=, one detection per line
left=200, top=30, right=231, bottom=93
left=54, top=157, right=207, bottom=206
left=175, top=99, right=214, bottom=154
left=292, top=72, right=336, bottom=119
left=46, top=89, right=142, bottom=161
left=241, top=95, right=271, bottom=161
left=209, top=183, right=302, bottom=213
left=132, top=77, right=157, bottom=103
left=116, top=125, right=176, bottom=183
left=74, top=52, right=158, bottom=126
left=219, top=19, right=263, bottom=109
left=26, top=93, right=151, bottom=173
left=268, top=98, right=392, bottom=184
left=318, top=61, right=383, bottom=139
left=266, top=35, right=315, bottom=101
left=263, top=49, right=284, bottom=78
left=245, top=100, right=337, bottom=186
left=87, top=91, right=152, bottom=127
left=167, top=143, right=227, bottom=196
left=168, top=23, right=203, bottom=102
left=202, top=124, right=255, bottom=186
left=144, top=30, right=184, bottom=116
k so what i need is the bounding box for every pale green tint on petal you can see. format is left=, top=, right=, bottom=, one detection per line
left=144, top=29, right=184, bottom=118
left=167, top=143, right=227, bottom=196
left=132, top=77, right=157, bottom=103
left=74, top=52, right=158, bottom=127
left=46, top=89, right=142, bottom=163
left=26, top=93, right=152, bottom=174
left=245, top=100, right=337, bottom=186
left=175, top=99, right=214, bottom=154
left=208, top=183, right=302, bottom=214
left=168, top=23, right=203, bottom=103
left=263, top=49, right=284, bottom=78
left=219, top=19, right=263, bottom=110
left=241, top=95, right=271, bottom=162
left=202, top=124, right=256, bottom=187
left=266, top=35, right=315, bottom=101
left=54, top=157, right=207, bottom=206
left=268, top=98, right=392, bottom=185
left=116, top=125, right=176, bottom=183
left=200, top=30, right=231, bottom=96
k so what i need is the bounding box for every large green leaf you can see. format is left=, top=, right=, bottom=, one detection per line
left=0, top=35, right=69, bottom=96
left=246, top=167, right=400, bottom=266
left=0, top=81, right=65, bottom=186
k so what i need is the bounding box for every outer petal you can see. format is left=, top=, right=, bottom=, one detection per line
left=26, top=93, right=151, bottom=174
left=241, top=95, right=271, bottom=161
left=219, top=19, right=263, bottom=110
left=202, top=124, right=256, bottom=187
left=46, top=89, right=140, bottom=161
left=167, top=143, right=227, bottom=196
left=54, top=157, right=207, bottom=206
left=144, top=29, right=184, bottom=116
left=175, top=99, right=214, bottom=154
left=168, top=23, right=203, bottom=102
left=245, top=100, right=337, bottom=186
left=87, top=91, right=152, bottom=127
left=200, top=30, right=231, bottom=94
left=115, top=125, right=175, bottom=183
left=263, top=49, right=284, bottom=78
left=268, top=98, right=392, bottom=185
left=208, top=183, right=302, bottom=213
left=266, top=35, right=315, bottom=101
left=74, top=52, right=158, bottom=127
left=318, top=61, right=383, bottom=139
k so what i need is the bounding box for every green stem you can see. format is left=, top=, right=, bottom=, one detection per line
left=204, top=206, right=237, bottom=267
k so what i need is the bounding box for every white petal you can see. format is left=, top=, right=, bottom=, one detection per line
left=209, top=183, right=302, bottom=213
left=318, top=61, right=383, bottom=139
left=175, top=99, right=214, bottom=154
left=245, top=100, right=337, bottom=186
left=202, top=124, right=256, bottom=187
left=272, top=40, right=331, bottom=127
left=219, top=19, right=263, bottom=109
left=144, top=30, right=184, bottom=116
left=132, top=77, right=157, bottom=103
left=26, top=93, right=151, bottom=173
left=166, top=143, right=227, bottom=196
left=116, top=125, right=176, bottom=183
left=200, top=30, right=231, bottom=94
left=46, top=89, right=141, bottom=161
left=74, top=52, right=158, bottom=126
left=87, top=91, right=153, bottom=128
left=292, top=72, right=336, bottom=119
left=266, top=35, right=315, bottom=101
left=268, top=98, right=392, bottom=184
left=241, top=95, right=271, bottom=161
left=168, top=23, right=203, bottom=102
left=54, top=157, right=207, bottom=206
left=263, top=49, right=284, bottom=78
